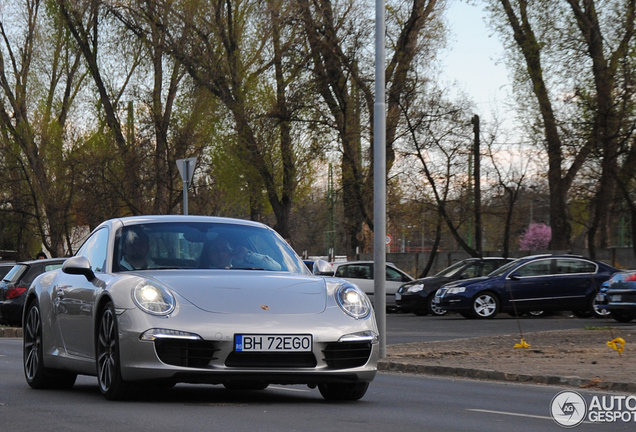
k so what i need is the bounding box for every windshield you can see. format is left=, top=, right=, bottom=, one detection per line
left=113, top=222, right=309, bottom=274
left=487, top=259, right=519, bottom=277
left=434, top=260, right=470, bottom=277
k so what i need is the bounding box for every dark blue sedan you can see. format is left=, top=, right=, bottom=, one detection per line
left=435, top=254, right=617, bottom=319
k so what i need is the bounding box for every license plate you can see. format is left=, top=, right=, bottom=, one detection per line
left=596, top=294, right=605, bottom=301
left=610, top=295, right=622, bottom=302
left=395, top=293, right=402, bottom=301
left=234, top=334, right=312, bottom=352
left=434, top=297, right=440, bottom=305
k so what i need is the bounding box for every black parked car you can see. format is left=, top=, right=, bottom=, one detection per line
left=0, top=258, right=66, bottom=326
left=435, top=254, right=617, bottom=319
left=396, top=257, right=514, bottom=316
left=597, top=272, right=636, bottom=323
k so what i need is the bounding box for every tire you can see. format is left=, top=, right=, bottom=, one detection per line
left=223, top=381, right=269, bottom=391
left=318, top=381, right=369, bottom=401
left=528, top=311, right=545, bottom=317
left=591, top=296, right=610, bottom=319
left=23, top=301, right=77, bottom=389
left=471, top=292, right=500, bottom=319
left=426, top=293, right=448, bottom=316
left=97, top=302, right=129, bottom=400
left=610, top=311, right=636, bottom=323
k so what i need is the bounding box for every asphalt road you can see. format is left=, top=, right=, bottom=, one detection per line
left=1, top=314, right=631, bottom=431
left=0, top=338, right=630, bottom=432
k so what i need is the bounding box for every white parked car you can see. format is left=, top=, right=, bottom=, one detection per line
left=329, top=261, right=414, bottom=308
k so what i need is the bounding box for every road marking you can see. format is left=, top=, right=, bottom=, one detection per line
left=468, top=408, right=593, bottom=424
left=467, top=409, right=553, bottom=421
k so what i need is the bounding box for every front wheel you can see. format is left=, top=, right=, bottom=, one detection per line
left=97, top=302, right=129, bottom=400
left=426, top=293, right=448, bottom=316
left=23, top=301, right=76, bottom=389
left=472, top=293, right=500, bottom=319
left=318, top=381, right=369, bottom=401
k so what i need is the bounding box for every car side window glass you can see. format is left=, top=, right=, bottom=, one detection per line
left=335, top=265, right=347, bottom=277
left=345, top=265, right=372, bottom=280
left=554, top=259, right=596, bottom=274
left=77, top=228, right=110, bottom=273
left=461, top=263, right=479, bottom=278
left=481, top=262, right=499, bottom=276
left=515, top=260, right=552, bottom=277
left=386, top=267, right=404, bottom=282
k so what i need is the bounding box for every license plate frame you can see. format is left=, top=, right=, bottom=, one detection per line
left=234, top=334, right=313, bottom=352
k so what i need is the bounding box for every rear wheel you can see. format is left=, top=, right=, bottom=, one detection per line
left=23, top=301, right=77, bottom=389
left=318, top=381, right=369, bottom=401
left=426, top=293, right=448, bottom=316
left=471, top=292, right=499, bottom=319
left=97, top=302, right=129, bottom=400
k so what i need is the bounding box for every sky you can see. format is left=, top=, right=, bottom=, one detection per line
left=441, top=1, right=511, bottom=118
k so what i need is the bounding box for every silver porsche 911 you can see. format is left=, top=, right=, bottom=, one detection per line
left=23, top=216, right=378, bottom=401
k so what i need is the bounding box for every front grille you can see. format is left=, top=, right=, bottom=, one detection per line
left=154, top=339, right=220, bottom=368
left=225, top=352, right=317, bottom=368
left=322, top=342, right=372, bottom=369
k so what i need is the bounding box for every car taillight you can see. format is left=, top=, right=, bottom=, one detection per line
left=624, top=274, right=636, bottom=282
left=6, top=287, right=27, bottom=299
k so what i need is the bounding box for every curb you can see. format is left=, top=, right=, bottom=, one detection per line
left=0, top=327, right=22, bottom=338
left=377, top=360, right=636, bottom=393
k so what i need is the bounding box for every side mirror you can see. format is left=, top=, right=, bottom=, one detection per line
left=313, top=260, right=335, bottom=276
left=62, top=256, right=96, bottom=281
left=509, top=272, right=521, bottom=281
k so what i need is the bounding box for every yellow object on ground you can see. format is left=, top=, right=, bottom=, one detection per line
left=513, top=338, right=531, bottom=349
left=607, top=337, right=626, bottom=354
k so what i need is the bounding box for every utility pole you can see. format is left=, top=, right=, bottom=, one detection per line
left=472, top=115, right=482, bottom=256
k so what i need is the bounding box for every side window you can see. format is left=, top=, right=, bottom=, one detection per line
left=461, top=263, right=480, bottom=278
left=481, top=262, right=497, bottom=276
left=19, top=265, right=41, bottom=287
left=555, top=259, right=596, bottom=274
left=386, top=266, right=406, bottom=282
left=77, top=228, right=110, bottom=273
left=343, top=265, right=372, bottom=280
left=335, top=265, right=347, bottom=278
left=515, top=260, right=552, bottom=277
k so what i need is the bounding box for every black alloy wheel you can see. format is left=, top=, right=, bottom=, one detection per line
left=97, top=302, right=129, bottom=400
left=426, top=292, right=448, bottom=316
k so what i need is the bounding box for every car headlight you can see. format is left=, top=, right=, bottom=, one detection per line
left=132, top=280, right=176, bottom=315
left=336, top=283, right=371, bottom=319
left=406, top=284, right=424, bottom=293
left=446, top=287, right=466, bottom=295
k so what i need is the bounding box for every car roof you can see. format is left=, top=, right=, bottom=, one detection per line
left=331, top=260, right=396, bottom=267
left=112, top=215, right=270, bottom=229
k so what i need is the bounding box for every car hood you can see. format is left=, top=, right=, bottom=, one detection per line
left=144, top=270, right=328, bottom=314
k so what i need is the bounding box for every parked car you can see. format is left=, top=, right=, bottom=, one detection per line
left=434, top=254, right=617, bottom=319
left=396, top=257, right=514, bottom=316
left=23, top=216, right=378, bottom=401
left=596, top=272, right=636, bottom=323
left=330, top=261, right=414, bottom=308
left=0, top=258, right=66, bottom=326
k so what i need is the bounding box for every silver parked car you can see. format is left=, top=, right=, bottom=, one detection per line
left=23, top=216, right=378, bottom=401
